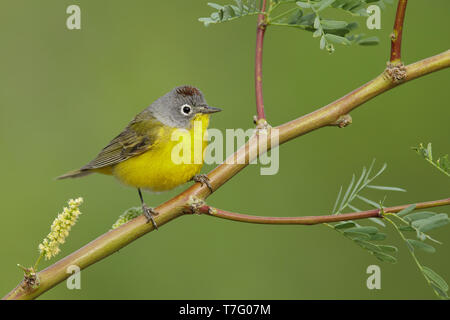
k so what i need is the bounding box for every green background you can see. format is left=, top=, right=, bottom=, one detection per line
left=0, top=0, right=449, bottom=299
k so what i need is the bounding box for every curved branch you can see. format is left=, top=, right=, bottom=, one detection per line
left=194, top=198, right=450, bottom=225
left=390, top=0, right=408, bottom=64
left=3, top=50, right=449, bottom=300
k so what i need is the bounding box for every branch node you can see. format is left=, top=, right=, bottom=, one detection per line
left=186, top=196, right=206, bottom=215
left=385, top=62, right=407, bottom=83
left=330, top=114, right=352, bottom=128
left=257, top=21, right=267, bottom=31
left=17, top=265, right=39, bottom=290
left=254, top=117, right=271, bottom=130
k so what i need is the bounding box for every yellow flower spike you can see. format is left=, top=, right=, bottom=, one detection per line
left=38, top=197, right=84, bottom=260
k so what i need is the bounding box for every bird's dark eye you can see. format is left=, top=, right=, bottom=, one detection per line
left=181, top=104, right=192, bottom=115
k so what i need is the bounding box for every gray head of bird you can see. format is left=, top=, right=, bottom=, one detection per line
left=147, top=85, right=221, bottom=129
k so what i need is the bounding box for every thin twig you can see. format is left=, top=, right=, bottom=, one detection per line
left=255, top=0, right=267, bottom=124
left=390, top=0, right=408, bottom=64
left=194, top=198, right=450, bottom=225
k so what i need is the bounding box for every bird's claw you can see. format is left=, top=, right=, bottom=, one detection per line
left=193, top=174, right=213, bottom=192
left=142, top=204, right=158, bottom=230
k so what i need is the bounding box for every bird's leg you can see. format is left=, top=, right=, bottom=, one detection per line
left=192, top=174, right=213, bottom=193
left=138, top=188, right=158, bottom=230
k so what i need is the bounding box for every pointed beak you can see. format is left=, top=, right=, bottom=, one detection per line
left=199, top=105, right=222, bottom=114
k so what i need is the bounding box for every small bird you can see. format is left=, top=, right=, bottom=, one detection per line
left=57, top=86, right=221, bottom=228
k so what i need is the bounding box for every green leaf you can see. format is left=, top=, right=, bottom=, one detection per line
left=332, top=185, right=343, bottom=214
left=234, top=0, right=244, bottom=13
left=363, top=159, right=376, bottom=185
left=247, top=0, right=257, bottom=12
left=397, top=204, right=416, bottom=217
left=198, top=17, right=215, bottom=26
left=325, top=33, right=351, bottom=45
left=296, top=1, right=311, bottom=9
left=223, top=5, right=237, bottom=19
left=378, top=245, right=398, bottom=253
left=297, top=12, right=315, bottom=26
left=406, top=239, right=436, bottom=253
left=345, top=21, right=358, bottom=31
left=370, top=233, right=386, bottom=241
left=399, top=225, right=415, bottom=232
left=313, top=29, right=322, bottom=37
left=430, top=283, right=449, bottom=299
left=347, top=204, right=361, bottom=212
left=320, top=35, right=326, bottom=49
left=314, top=16, right=321, bottom=29
left=356, top=195, right=380, bottom=208
left=337, top=1, right=369, bottom=16
left=321, top=19, right=348, bottom=29
left=344, top=226, right=379, bottom=235
left=339, top=174, right=355, bottom=212
left=354, top=239, right=381, bottom=253
left=287, top=8, right=304, bottom=24
left=423, top=266, right=449, bottom=292
left=412, top=213, right=449, bottom=232
left=200, top=17, right=215, bottom=26
left=370, top=162, right=387, bottom=182
left=317, top=0, right=336, bottom=12
left=344, top=231, right=371, bottom=240
left=349, top=166, right=367, bottom=202
left=427, top=143, right=433, bottom=161
left=366, top=185, right=406, bottom=192
left=374, top=252, right=397, bottom=263
left=334, top=221, right=356, bottom=229
left=404, top=211, right=436, bottom=222
left=357, top=36, right=380, bottom=46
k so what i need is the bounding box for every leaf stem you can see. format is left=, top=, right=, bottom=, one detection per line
left=269, top=22, right=308, bottom=30
left=424, top=158, right=450, bottom=177
left=384, top=214, right=443, bottom=299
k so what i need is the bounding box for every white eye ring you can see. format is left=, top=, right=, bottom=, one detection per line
left=180, top=104, right=192, bottom=116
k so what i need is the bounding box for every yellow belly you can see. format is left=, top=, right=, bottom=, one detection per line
left=111, top=114, right=209, bottom=192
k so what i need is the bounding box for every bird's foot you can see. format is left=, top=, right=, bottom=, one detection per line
left=193, top=174, right=213, bottom=192
left=142, top=204, right=158, bottom=230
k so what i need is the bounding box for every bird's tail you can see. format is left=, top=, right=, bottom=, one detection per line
left=56, top=169, right=93, bottom=180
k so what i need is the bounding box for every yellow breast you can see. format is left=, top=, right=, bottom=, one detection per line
left=112, top=114, right=210, bottom=192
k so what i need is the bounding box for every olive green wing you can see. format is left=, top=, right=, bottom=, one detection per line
left=81, top=116, right=163, bottom=170
left=57, top=114, right=164, bottom=179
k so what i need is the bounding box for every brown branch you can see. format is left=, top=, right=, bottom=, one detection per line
left=194, top=198, right=450, bottom=225
left=4, top=51, right=450, bottom=300
left=255, top=0, right=267, bottom=125
left=390, top=0, right=408, bottom=64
